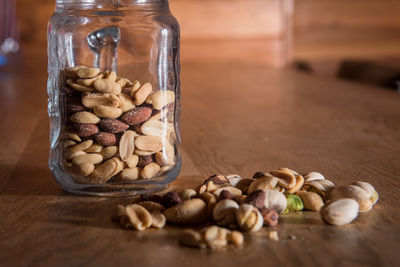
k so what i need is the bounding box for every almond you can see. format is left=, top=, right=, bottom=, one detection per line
left=99, top=119, right=129, bottom=133
left=94, top=79, right=121, bottom=94
left=81, top=93, right=119, bottom=108
left=66, top=97, right=87, bottom=113
left=93, top=105, right=123, bottom=119
left=95, top=132, right=116, bottom=146
left=135, top=135, right=163, bottom=152
left=70, top=111, right=100, bottom=124
left=74, top=123, right=99, bottom=137
left=137, top=155, right=153, bottom=168
left=119, top=130, right=136, bottom=161
left=134, top=82, right=152, bottom=105
left=121, top=107, right=152, bottom=126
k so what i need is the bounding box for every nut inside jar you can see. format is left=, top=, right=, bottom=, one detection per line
left=61, top=66, right=177, bottom=184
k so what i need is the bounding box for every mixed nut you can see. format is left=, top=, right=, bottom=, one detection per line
left=112, top=168, right=379, bottom=250
left=60, top=66, right=177, bottom=183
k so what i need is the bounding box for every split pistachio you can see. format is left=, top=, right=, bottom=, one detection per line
left=212, top=199, right=239, bottom=226
left=236, top=204, right=264, bottom=232
left=263, top=190, right=287, bottom=214
left=283, top=194, right=304, bottom=214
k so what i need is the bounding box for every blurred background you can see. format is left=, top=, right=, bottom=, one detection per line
left=2, top=0, right=400, bottom=90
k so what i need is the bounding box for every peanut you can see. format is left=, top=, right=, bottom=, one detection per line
left=93, top=105, right=123, bottom=119
left=70, top=111, right=100, bottom=124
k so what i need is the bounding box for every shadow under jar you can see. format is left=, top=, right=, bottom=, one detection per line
left=47, top=0, right=181, bottom=196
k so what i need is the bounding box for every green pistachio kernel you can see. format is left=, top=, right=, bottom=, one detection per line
left=284, top=194, right=304, bottom=213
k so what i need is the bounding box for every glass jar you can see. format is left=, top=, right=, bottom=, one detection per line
left=47, top=0, right=181, bottom=196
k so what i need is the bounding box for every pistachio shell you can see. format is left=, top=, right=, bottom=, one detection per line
left=321, top=199, right=359, bottom=225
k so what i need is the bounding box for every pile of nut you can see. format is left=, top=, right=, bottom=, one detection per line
left=112, top=168, right=379, bottom=250
left=60, top=66, right=176, bottom=183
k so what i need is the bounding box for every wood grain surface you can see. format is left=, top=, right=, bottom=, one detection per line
left=0, top=49, right=400, bottom=266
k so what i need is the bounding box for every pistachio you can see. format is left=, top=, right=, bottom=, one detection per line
left=236, top=204, right=264, bottom=232
left=351, top=181, right=379, bottom=205
left=263, top=190, right=287, bottom=214
left=297, top=191, right=324, bottom=211
left=202, top=174, right=229, bottom=185
left=321, top=199, right=359, bottom=225
left=247, top=177, right=278, bottom=194
left=283, top=194, right=304, bottom=213
left=126, top=204, right=152, bottom=231
left=245, top=190, right=266, bottom=210
left=304, top=172, right=325, bottom=182
left=286, top=175, right=305, bottom=194
left=303, top=179, right=335, bottom=199
left=329, top=185, right=372, bottom=212
left=270, top=169, right=296, bottom=189
left=212, top=199, right=239, bottom=226
left=164, top=198, right=207, bottom=224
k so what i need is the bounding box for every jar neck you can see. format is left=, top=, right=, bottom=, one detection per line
left=55, top=0, right=169, bottom=10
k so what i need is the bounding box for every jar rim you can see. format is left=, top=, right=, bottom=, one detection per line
left=56, top=0, right=166, bottom=3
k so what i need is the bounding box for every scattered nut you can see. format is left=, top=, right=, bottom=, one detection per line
left=178, top=189, right=197, bottom=201
left=126, top=204, right=152, bottom=231
left=297, top=191, right=324, bottom=211
left=321, top=198, right=359, bottom=225
left=164, top=198, right=207, bottom=224
left=236, top=204, right=264, bottom=232
left=260, top=208, right=279, bottom=227
left=263, top=190, right=287, bottom=214
left=213, top=199, right=239, bottom=226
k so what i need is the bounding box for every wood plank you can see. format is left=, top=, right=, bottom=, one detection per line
left=0, top=59, right=399, bottom=266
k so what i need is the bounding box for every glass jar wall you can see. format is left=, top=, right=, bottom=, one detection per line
left=47, top=0, right=181, bottom=196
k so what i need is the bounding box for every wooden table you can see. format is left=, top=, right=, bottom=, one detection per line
left=0, top=51, right=399, bottom=267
